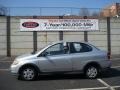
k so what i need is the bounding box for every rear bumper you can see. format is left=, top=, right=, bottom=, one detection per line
left=100, top=60, right=112, bottom=72
left=100, top=60, right=112, bottom=69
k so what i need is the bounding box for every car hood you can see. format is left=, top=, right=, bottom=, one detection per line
left=15, top=53, right=35, bottom=61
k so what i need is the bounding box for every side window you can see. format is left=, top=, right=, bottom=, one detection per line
left=70, top=43, right=92, bottom=53
left=73, top=43, right=82, bottom=52
left=44, top=43, right=64, bottom=56
left=80, top=43, right=92, bottom=52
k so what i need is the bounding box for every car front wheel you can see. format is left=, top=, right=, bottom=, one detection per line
left=20, top=67, right=37, bottom=81
left=85, top=66, right=98, bottom=79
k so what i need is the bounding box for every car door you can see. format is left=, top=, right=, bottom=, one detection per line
left=37, top=43, right=72, bottom=72
left=69, top=42, right=93, bottom=71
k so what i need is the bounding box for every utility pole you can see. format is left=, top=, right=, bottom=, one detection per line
left=84, top=16, right=88, bottom=42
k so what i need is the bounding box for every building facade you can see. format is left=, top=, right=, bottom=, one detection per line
left=100, top=3, right=120, bottom=17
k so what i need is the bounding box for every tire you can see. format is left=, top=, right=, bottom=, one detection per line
left=19, top=66, right=37, bottom=81
left=85, top=66, right=99, bottom=79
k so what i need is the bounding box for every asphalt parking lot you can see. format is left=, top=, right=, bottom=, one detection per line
left=0, top=56, right=120, bottom=90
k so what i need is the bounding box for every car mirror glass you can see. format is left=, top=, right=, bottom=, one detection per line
left=64, top=46, right=68, bottom=50
left=63, top=46, right=69, bottom=54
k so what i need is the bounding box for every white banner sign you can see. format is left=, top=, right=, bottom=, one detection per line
left=20, top=19, right=99, bottom=31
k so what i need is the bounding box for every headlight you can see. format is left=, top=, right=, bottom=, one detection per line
left=12, top=60, right=19, bottom=65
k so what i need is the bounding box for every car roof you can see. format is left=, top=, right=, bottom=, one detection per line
left=52, top=41, right=90, bottom=44
left=49, top=41, right=94, bottom=48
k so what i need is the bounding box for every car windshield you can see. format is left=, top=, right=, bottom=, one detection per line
left=31, top=42, right=55, bottom=55
left=31, top=46, right=47, bottom=55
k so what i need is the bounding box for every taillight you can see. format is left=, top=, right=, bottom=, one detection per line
left=107, top=52, right=111, bottom=60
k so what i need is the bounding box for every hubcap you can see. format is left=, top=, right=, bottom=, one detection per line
left=23, top=68, right=34, bottom=80
left=87, top=67, right=97, bottom=78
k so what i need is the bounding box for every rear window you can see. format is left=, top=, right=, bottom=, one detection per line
left=70, top=42, right=92, bottom=53
left=80, top=43, right=92, bottom=52
left=88, top=43, right=100, bottom=50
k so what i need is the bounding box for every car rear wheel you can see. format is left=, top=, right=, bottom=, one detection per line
left=20, top=67, right=37, bottom=81
left=85, top=66, right=98, bottom=79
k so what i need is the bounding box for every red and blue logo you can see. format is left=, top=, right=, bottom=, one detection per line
left=22, top=22, right=39, bottom=28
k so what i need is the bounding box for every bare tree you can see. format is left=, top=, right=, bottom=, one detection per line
left=79, top=8, right=90, bottom=16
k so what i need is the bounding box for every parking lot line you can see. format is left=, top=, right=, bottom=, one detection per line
left=112, top=86, right=120, bottom=88
left=67, top=86, right=108, bottom=90
left=111, top=66, right=120, bottom=68
left=62, top=85, right=120, bottom=90
left=97, top=79, right=115, bottom=90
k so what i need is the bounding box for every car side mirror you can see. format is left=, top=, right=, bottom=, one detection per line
left=64, top=46, right=68, bottom=51
left=63, top=46, right=69, bottom=53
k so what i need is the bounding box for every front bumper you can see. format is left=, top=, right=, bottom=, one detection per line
left=10, top=64, right=21, bottom=76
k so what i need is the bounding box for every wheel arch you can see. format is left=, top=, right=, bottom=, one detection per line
left=83, top=62, right=102, bottom=72
left=18, top=63, right=41, bottom=74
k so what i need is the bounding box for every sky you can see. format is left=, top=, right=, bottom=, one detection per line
left=0, top=0, right=120, bottom=16
left=1, top=0, right=119, bottom=8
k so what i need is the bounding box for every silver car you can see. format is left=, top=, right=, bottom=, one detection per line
left=10, top=41, right=111, bottom=80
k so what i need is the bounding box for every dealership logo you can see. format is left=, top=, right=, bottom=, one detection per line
left=22, top=22, right=39, bottom=28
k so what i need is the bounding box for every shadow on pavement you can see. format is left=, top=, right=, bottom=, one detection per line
left=35, top=68, right=120, bottom=81
left=100, top=68, right=120, bottom=78
left=37, top=73, right=86, bottom=81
